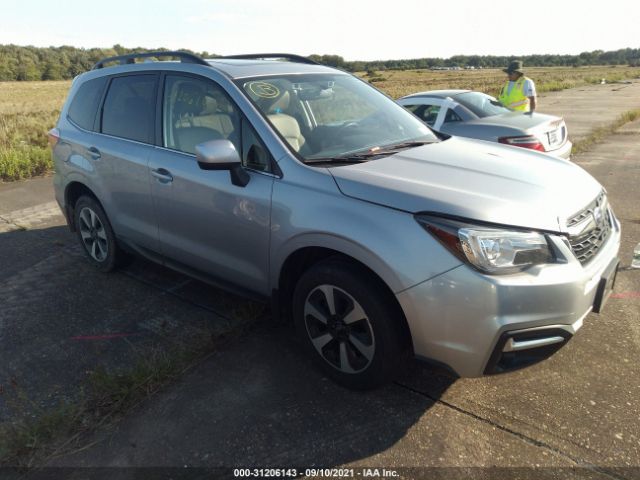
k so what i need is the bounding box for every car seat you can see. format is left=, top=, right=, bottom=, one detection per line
left=172, top=82, right=221, bottom=153
left=192, top=96, right=235, bottom=139
left=266, top=91, right=306, bottom=152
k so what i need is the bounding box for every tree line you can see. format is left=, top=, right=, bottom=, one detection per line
left=0, top=45, right=213, bottom=81
left=1, top=44, right=639, bottom=81
left=310, top=48, right=640, bottom=71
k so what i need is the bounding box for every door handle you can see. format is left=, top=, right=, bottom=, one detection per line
left=151, top=168, right=173, bottom=184
left=87, top=146, right=101, bottom=160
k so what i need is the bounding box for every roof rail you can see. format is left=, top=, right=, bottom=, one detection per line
left=220, top=53, right=319, bottom=65
left=92, top=51, right=209, bottom=70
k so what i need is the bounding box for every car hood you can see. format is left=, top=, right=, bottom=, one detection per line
left=328, top=137, right=601, bottom=233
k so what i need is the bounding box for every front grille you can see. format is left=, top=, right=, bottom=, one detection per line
left=567, top=191, right=612, bottom=265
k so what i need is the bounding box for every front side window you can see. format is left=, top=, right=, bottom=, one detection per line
left=241, top=117, right=273, bottom=173
left=68, top=76, right=107, bottom=131
left=101, top=75, right=157, bottom=143
left=163, top=75, right=240, bottom=155
left=238, top=74, right=437, bottom=162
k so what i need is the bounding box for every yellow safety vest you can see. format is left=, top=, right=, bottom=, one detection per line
left=498, top=76, right=531, bottom=112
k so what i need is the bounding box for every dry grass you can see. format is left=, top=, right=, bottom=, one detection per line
left=0, top=80, right=70, bottom=115
left=358, top=65, right=640, bottom=98
left=0, top=80, right=70, bottom=181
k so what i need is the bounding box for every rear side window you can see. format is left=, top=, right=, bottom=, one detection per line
left=67, top=77, right=107, bottom=131
left=405, top=104, right=441, bottom=127
left=443, top=108, right=462, bottom=124
left=102, top=75, right=157, bottom=144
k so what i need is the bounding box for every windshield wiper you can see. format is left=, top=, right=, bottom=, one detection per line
left=305, top=140, right=436, bottom=165
left=304, top=155, right=376, bottom=164
left=376, top=140, right=436, bottom=152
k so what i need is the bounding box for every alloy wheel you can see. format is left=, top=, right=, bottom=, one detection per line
left=78, top=206, right=108, bottom=262
left=304, top=284, right=375, bottom=374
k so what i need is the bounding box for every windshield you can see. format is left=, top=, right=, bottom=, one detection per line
left=454, top=92, right=512, bottom=118
left=237, top=74, right=438, bottom=162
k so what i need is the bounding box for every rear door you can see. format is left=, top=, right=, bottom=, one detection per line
left=149, top=73, right=275, bottom=296
left=93, top=73, right=160, bottom=253
left=59, top=75, right=110, bottom=196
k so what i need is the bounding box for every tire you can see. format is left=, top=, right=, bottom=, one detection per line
left=292, top=259, right=408, bottom=390
left=74, top=195, right=127, bottom=272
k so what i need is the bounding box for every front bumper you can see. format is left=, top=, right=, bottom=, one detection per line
left=397, top=212, right=621, bottom=377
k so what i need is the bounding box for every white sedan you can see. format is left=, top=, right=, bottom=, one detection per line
left=398, top=90, right=572, bottom=159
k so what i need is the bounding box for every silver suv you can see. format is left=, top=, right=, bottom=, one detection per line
left=51, top=52, right=620, bottom=389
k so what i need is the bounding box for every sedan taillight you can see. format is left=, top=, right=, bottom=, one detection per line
left=498, top=135, right=546, bottom=152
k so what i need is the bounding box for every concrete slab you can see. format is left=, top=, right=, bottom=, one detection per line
left=538, top=81, right=640, bottom=141
left=0, top=201, right=71, bottom=279
left=0, top=175, right=55, bottom=215
left=617, top=118, right=640, bottom=135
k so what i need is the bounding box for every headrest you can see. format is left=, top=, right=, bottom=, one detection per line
left=202, top=96, right=218, bottom=115
left=213, top=92, right=233, bottom=113
left=269, top=91, right=290, bottom=113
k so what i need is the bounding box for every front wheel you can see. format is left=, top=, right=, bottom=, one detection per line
left=292, top=260, right=408, bottom=390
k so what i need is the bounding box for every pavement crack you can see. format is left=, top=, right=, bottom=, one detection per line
left=394, top=381, right=629, bottom=480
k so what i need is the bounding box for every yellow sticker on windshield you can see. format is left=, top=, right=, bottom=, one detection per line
left=248, top=81, right=280, bottom=99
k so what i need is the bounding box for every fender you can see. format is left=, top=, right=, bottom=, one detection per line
left=271, top=231, right=406, bottom=295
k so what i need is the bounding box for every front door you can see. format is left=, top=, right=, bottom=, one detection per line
left=149, top=73, right=274, bottom=296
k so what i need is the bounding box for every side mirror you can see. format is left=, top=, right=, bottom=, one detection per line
left=195, top=140, right=249, bottom=187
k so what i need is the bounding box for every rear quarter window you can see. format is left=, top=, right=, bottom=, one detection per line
left=67, top=77, right=107, bottom=131
left=101, top=75, right=157, bottom=144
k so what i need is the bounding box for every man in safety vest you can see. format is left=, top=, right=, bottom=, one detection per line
left=498, top=60, right=537, bottom=113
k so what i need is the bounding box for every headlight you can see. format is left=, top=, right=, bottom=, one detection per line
left=416, top=215, right=555, bottom=274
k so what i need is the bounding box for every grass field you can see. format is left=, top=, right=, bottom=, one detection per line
left=358, top=65, right=640, bottom=98
left=0, top=80, right=70, bottom=181
left=1, top=65, right=639, bottom=181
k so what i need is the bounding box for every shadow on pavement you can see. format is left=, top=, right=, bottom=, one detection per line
left=0, top=225, right=261, bottom=424
left=46, top=320, right=457, bottom=469
left=0, top=222, right=462, bottom=473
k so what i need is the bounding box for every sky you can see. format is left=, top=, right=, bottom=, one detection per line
left=1, top=0, right=639, bottom=61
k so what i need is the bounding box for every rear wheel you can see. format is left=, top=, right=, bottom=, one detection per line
left=74, top=196, right=126, bottom=272
left=293, top=260, right=408, bottom=389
